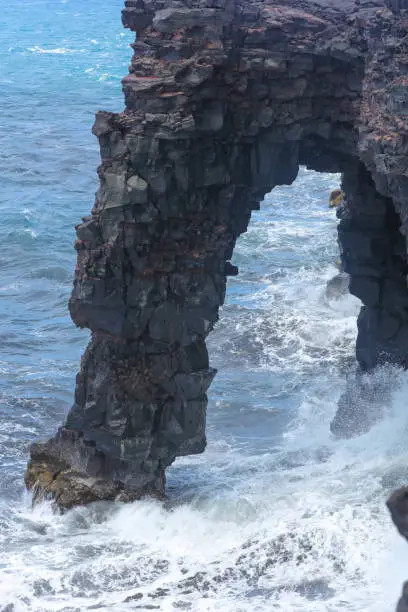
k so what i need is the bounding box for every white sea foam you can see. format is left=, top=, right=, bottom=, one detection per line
left=28, top=46, right=75, bottom=54
left=22, top=228, right=38, bottom=238
left=98, top=73, right=121, bottom=81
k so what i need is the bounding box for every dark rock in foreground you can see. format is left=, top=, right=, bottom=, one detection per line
left=388, top=488, right=408, bottom=541
left=388, top=489, right=408, bottom=611
left=25, top=428, right=165, bottom=509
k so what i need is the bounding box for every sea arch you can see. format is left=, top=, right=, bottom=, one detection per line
left=25, top=0, right=408, bottom=508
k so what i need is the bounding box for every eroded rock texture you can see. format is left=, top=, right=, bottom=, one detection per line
left=25, top=0, right=408, bottom=524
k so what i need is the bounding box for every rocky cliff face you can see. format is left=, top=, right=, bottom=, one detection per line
left=24, top=0, right=408, bottom=597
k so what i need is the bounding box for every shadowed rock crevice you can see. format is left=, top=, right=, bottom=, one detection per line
left=340, top=165, right=408, bottom=370
left=24, top=0, right=408, bottom=547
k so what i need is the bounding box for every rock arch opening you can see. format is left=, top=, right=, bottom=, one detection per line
left=25, top=0, right=408, bottom=509
left=204, top=167, right=358, bottom=458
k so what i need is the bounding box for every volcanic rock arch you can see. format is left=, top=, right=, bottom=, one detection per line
left=25, top=0, right=408, bottom=511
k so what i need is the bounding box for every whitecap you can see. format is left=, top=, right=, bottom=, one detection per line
left=23, top=228, right=38, bottom=238
left=28, top=46, right=74, bottom=55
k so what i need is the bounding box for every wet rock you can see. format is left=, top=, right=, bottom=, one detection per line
left=325, top=272, right=349, bottom=300
left=397, top=583, right=408, bottom=612
left=24, top=428, right=165, bottom=510
left=388, top=488, right=408, bottom=540
left=330, top=370, right=392, bottom=438
left=388, top=490, right=408, bottom=611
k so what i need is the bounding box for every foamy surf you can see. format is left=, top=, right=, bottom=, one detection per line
left=27, top=46, right=80, bottom=54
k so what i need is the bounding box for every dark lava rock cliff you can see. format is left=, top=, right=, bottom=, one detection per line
left=24, top=0, right=408, bottom=603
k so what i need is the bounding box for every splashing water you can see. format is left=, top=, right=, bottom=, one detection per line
left=1, top=1, right=408, bottom=611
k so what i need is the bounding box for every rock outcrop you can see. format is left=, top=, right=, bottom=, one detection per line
left=388, top=488, right=408, bottom=611
left=24, top=0, right=408, bottom=553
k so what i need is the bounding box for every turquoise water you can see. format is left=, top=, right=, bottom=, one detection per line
left=0, top=0, right=131, bottom=495
left=1, top=1, right=408, bottom=610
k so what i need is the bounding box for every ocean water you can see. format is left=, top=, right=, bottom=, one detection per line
left=1, top=1, right=408, bottom=611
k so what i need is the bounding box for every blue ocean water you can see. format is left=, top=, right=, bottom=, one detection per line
left=1, top=1, right=408, bottom=611
left=0, top=0, right=131, bottom=496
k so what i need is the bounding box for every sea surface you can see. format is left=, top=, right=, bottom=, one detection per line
left=1, top=1, right=408, bottom=610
